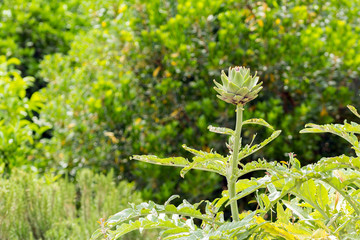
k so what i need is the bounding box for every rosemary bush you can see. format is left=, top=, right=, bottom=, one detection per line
left=0, top=169, right=150, bottom=240
left=92, top=67, right=360, bottom=239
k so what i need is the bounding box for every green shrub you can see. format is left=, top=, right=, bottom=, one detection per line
left=0, top=56, right=49, bottom=173
left=0, top=0, right=91, bottom=80
left=38, top=1, right=222, bottom=202
left=0, top=168, right=152, bottom=240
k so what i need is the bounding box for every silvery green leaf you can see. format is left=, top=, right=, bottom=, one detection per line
left=131, top=155, right=189, bottom=168
left=242, top=118, right=274, bottom=130
left=348, top=105, right=360, bottom=119
left=181, top=145, right=227, bottom=176
left=237, top=130, right=281, bottom=162
left=282, top=200, right=314, bottom=222
left=165, top=195, right=180, bottom=206
left=208, top=125, right=234, bottom=135
left=237, top=159, right=283, bottom=178
left=300, top=123, right=360, bottom=155
left=92, top=196, right=227, bottom=240
left=226, top=176, right=272, bottom=204
left=90, top=229, right=104, bottom=240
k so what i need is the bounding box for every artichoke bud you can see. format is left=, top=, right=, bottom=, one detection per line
left=213, top=66, right=263, bottom=105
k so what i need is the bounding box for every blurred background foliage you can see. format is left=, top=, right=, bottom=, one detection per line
left=1, top=0, right=360, bottom=221
left=0, top=0, right=92, bottom=93
left=0, top=57, right=49, bottom=173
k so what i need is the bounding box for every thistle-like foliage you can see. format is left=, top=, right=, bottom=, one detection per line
left=91, top=67, right=360, bottom=239
left=213, top=66, right=263, bottom=105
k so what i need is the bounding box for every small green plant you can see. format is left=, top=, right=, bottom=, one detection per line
left=92, top=66, right=360, bottom=239
left=91, top=67, right=282, bottom=239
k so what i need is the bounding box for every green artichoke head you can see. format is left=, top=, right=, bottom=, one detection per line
left=213, top=66, right=263, bottom=105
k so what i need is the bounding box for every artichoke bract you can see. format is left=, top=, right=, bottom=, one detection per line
left=213, top=66, right=263, bottom=106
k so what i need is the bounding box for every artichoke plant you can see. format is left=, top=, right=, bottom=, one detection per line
left=213, top=66, right=263, bottom=105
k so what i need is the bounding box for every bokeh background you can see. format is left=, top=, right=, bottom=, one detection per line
left=1, top=0, right=359, bottom=239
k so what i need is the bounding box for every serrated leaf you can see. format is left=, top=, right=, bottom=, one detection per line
left=217, top=211, right=256, bottom=232
left=228, top=176, right=272, bottom=205
left=95, top=197, right=225, bottom=240
left=314, top=155, right=360, bottom=172
left=162, top=231, right=191, bottom=240
left=299, top=123, right=326, bottom=133
left=242, top=118, right=274, bottom=130
left=276, top=222, right=312, bottom=238
left=260, top=194, right=271, bottom=209
left=282, top=200, right=314, bottom=224
left=289, top=179, right=330, bottom=220
left=132, top=155, right=189, bottom=167
left=237, top=159, right=286, bottom=178
left=237, top=130, right=281, bottom=162
left=344, top=121, right=360, bottom=134
left=235, top=222, right=266, bottom=240
left=312, top=229, right=330, bottom=238
left=254, top=215, right=300, bottom=240
left=165, top=195, right=180, bottom=206
left=90, top=229, right=105, bottom=240
left=208, top=125, right=234, bottom=135
left=213, top=196, right=228, bottom=212
left=107, top=207, right=139, bottom=225
left=300, top=123, right=359, bottom=152
left=181, top=145, right=227, bottom=177
left=235, top=179, right=258, bottom=193
left=113, top=216, right=189, bottom=239
left=316, top=184, right=329, bottom=210
left=319, top=176, right=360, bottom=215
left=301, top=180, right=317, bottom=205
left=276, top=203, right=287, bottom=223
left=348, top=105, right=360, bottom=119
left=267, top=183, right=281, bottom=202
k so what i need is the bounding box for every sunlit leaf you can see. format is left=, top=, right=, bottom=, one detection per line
left=348, top=105, right=360, bottom=119
left=131, top=155, right=189, bottom=168
left=242, top=118, right=274, bottom=130
left=180, top=145, right=227, bottom=177
left=208, top=125, right=234, bottom=135
left=238, top=130, right=281, bottom=162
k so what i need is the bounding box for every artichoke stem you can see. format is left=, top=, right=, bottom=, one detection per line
left=227, top=104, right=243, bottom=222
